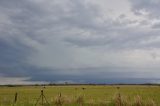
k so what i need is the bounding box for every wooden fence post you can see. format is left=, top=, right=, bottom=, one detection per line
left=14, top=92, right=18, bottom=103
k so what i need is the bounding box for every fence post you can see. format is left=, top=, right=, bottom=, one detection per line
left=14, top=92, right=18, bottom=103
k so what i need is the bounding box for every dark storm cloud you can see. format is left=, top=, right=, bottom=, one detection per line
left=28, top=66, right=160, bottom=84
left=0, top=0, right=44, bottom=79
left=0, top=0, right=101, bottom=81
left=0, top=0, right=160, bottom=84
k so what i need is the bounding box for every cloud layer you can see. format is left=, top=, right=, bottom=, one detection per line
left=0, top=0, right=160, bottom=84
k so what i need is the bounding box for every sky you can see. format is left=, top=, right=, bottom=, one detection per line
left=0, top=0, right=160, bottom=84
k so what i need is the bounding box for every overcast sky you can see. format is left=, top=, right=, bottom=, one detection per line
left=0, top=0, right=160, bottom=84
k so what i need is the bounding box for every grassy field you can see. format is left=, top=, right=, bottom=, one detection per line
left=0, top=85, right=160, bottom=106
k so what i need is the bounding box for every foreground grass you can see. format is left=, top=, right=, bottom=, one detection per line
left=0, top=85, right=159, bottom=106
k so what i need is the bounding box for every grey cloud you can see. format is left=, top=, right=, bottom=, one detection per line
left=129, top=0, right=160, bottom=18
left=0, top=0, right=160, bottom=84
left=0, top=0, right=102, bottom=78
left=22, top=66, right=160, bottom=84
left=64, top=26, right=160, bottom=50
left=152, top=23, right=160, bottom=29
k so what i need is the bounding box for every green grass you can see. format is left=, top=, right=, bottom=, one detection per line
left=0, top=85, right=160, bottom=106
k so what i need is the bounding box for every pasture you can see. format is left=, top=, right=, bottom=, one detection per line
left=0, top=85, right=160, bottom=106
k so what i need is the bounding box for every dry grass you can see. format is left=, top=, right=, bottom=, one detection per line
left=54, top=93, right=64, bottom=106
left=113, top=94, right=157, bottom=106
left=76, top=95, right=84, bottom=105
left=0, top=85, right=159, bottom=106
left=134, top=95, right=143, bottom=106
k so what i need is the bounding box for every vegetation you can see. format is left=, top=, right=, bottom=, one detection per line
left=0, top=85, right=159, bottom=106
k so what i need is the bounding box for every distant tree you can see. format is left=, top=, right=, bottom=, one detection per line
left=65, top=82, right=68, bottom=85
